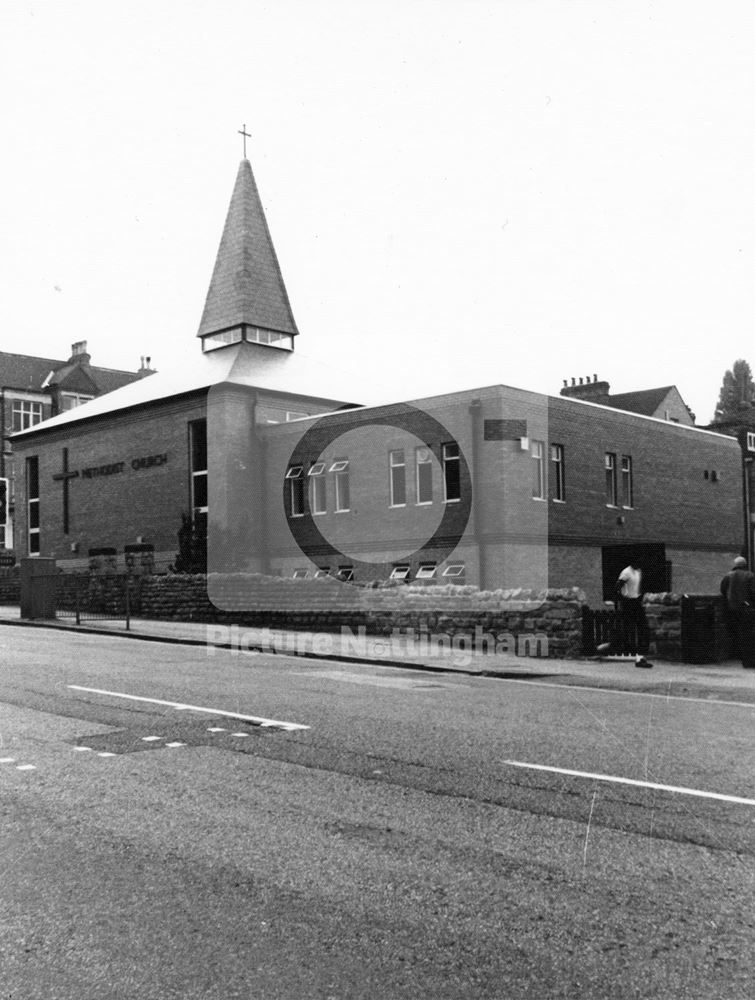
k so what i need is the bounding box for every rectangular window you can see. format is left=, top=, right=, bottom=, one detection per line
left=747, top=431, right=755, bottom=452
left=416, top=563, right=436, bottom=579
left=531, top=440, right=545, bottom=499
left=330, top=459, right=350, bottom=512
left=26, top=456, right=40, bottom=555
left=390, top=565, right=411, bottom=581
left=338, top=565, right=354, bottom=581
left=605, top=452, right=617, bottom=506
left=551, top=444, right=565, bottom=501
left=286, top=465, right=305, bottom=517
left=12, top=400, right=43, bottom=432
left=309, top=462, right=326, bottom=514
left=189, top=420, right=208, bottom=531
left=442, top=442, right=460, bottom=502
left=60, top=392, right=94, bottom=411
left=390, top=449, right=406, bottom=506
left=292, top=569, right=309, bottom=579
left=416, top=447, right=433, bottom=504
left=314, top=568, right=330, bottom=578
left=442, top=562, right=465, bottom=580
left=621, top=455, right=634, bottom=508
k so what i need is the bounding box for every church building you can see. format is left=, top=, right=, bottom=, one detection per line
left=11, top=155, right=747, bottom=606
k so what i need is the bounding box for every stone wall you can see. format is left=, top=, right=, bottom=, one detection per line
left=136, top=574, right=585, bottom=658
left=644, top=593, right=682, bottom=660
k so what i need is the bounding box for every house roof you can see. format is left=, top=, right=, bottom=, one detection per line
left=602, top=386, right=677, bottom=417
left=0, top=351, right=67, bottom=391
left=0, top=350, right=141, bottom=395
left=197, top=159, right=299, bottom=340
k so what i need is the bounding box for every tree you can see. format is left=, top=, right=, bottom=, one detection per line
left=713, top=359, right=755, bottom=424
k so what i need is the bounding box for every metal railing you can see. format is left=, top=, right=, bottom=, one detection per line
left=56, top=572, right=139, bottom=630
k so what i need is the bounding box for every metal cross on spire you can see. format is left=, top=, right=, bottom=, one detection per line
left=238, top=124, right=251, bottom=158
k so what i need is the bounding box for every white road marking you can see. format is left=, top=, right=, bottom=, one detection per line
left=73, top=746, right=92, bottom=752
left=0, top=757, right=16, bottom=764
left=207, top=727, right=226, bottom=733
left=141, top=736, right=163, bottom=742
left=68, top=685, right=309, bottom=731
left=231, top=732, right=250, bottom=738
left=16, top=764, right=36, bottom=771
left=504, top=760, right=755, bottom=806
left=97, top=752, right=117, bottom=758
left=165, top=742, right=185, bottom=748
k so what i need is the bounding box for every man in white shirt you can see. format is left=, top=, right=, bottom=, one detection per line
left=616, top=562, right=652, bottom=667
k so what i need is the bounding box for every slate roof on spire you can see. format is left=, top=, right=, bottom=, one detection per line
left=197, top=159, right=299, bottom=340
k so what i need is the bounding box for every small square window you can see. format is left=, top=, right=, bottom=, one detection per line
left=308, top=462, right=326, bottom=476
left=286, top=466, right=303, bottom=479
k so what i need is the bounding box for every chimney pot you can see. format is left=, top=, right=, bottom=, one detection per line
left=571, top=378, right=576, bottom=386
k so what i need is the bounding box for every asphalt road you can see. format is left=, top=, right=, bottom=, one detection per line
left=1, top=625, right=753, bottom=999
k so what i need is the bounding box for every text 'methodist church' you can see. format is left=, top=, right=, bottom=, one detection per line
left=12, top=154, right=746, bottom=606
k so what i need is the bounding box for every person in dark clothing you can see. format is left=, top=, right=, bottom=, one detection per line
left=720, top=556, right=755, bottom=668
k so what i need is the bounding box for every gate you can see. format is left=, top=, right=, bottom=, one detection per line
left=582, top=606, right=642, bottom=656
left=56, top=572, right=139, bottom=629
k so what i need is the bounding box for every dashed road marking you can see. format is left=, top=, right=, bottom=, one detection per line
left=207, top=727, right=226, bottom=733
left=141, top=736, right=163, bottom=742
left=0, top=757, right=16, bottom=764
left=16, top=764, right=36, bottom=771
left=231, top=732, right=250, bottom=738
left=503, top=760, right=755, bottom=807
left=165, top=742, right=185, bottom=748
left=68, top=685, right=309, bottom=731
left=73, top=746, right=92, bottom=752
left=97, top=752, right=117, bottom=758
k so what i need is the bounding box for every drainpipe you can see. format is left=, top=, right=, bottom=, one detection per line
left=251, top=392, right=271, bottom=575
left=468, top=398, right=485, bottom=591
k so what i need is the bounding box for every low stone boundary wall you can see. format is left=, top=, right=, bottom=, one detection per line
left=137, top=574, right=585, bottom=658
left=644, top=593, right=682, bottom=660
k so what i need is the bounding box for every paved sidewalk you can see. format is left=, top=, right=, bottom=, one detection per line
left=1, top=605, right=753, bottom=701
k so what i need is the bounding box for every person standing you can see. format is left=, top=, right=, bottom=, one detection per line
left=616, top=562, right=653, bottom=668
left=720, top=556, right=755, bottom=668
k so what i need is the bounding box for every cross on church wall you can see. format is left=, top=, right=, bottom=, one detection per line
left=52, top=447, right=79, bottom=535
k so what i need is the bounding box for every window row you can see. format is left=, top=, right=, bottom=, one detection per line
left=286, top=444, right=461, bottom=517
left=291, top=562, right=466, bottom=583
left=529, top=443, right=634, bottom=508
left=390, top=444, right=460, bottom=507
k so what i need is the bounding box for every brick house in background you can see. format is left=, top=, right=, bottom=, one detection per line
left=1, top=343, right=153, bottom=551
left=10, top=157, right=749, bottom=604
left=560, top=376, right=696, bottom=425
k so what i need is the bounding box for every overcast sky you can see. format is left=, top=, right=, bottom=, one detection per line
left=2, top=1, right=754, bottom=423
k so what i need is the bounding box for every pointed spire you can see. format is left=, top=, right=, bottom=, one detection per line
left=197, top=159, right=299, bottom=346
